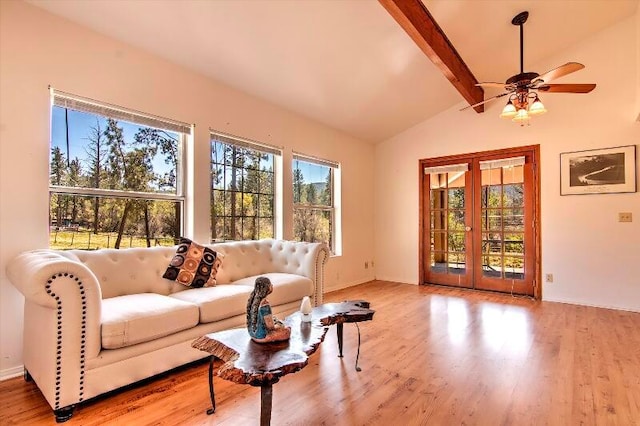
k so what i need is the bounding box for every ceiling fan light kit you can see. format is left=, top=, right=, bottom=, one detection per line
left=501, top=91, right=547, bottom=126
left=464, top=10, right=596, bottom=126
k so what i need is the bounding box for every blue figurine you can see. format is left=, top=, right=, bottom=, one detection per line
left=246, top=277, right=291, bottom=343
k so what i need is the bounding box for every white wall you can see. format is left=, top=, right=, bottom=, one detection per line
left=637, top=6, right=640, bottom=119
left=0, top=1, right=375, bottom=377
left=375, top=15, right=640, bottom=311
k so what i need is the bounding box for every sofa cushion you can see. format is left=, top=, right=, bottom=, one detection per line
left=163, top=238, right=223, bottom=288
left=169, top=285, right=253, bottom=323
left=101, top=293, right=199, bottom=349
left=231, top=273, right=313, bottom=307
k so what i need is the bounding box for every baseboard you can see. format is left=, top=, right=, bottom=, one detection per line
left=373, top=275, right=418, bottom=285
left=543, top=297, right=640, bottom=313
left=1, top=365, right=24, bottom=381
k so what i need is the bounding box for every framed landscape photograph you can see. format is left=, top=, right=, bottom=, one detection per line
left=560, top=145, right=637, bottom=195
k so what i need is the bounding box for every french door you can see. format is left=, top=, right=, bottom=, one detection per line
left=419, top=146, right=540, bottom=297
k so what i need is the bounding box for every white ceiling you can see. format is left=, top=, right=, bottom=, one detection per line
left=28, top=0, right=639, bottom=143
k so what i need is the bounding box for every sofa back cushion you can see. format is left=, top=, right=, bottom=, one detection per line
left=65, top=246, right=182, bottom=299
left=210, top=239, right=313, bottom=284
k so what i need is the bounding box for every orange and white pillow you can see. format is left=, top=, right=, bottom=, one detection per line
left=163, top=238, right=223, bottom=287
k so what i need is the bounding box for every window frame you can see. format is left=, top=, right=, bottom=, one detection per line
left=292, top=152, right=340, bottom=253
left=209, top=130, right=282, bottom=242
left=48, top=89, right=190, bottom=248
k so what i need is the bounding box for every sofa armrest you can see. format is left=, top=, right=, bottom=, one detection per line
left=7, top=250, right=101, bottom=310
left=6, top=250, right=103, bottom=410
left=272, top=241, right=330, bottom=306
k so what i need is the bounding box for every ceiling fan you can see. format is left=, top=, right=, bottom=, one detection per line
left=461, top=11, right=596, bottom=124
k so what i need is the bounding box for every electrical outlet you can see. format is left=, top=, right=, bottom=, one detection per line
left=364, top=261, right=368, bottom=269
left=371, top=260, right=374, bottom=268
left=619, top=212, right=632, bottom=222
left=545, top=273, right=553, bottom=283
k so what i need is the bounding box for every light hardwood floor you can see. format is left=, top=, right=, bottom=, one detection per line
left=1, top=281, right=639, bottom=425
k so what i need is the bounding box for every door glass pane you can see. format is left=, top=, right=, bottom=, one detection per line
left=430, top=173, right=446, bottom=209
left=448, top=210, right=465, bottom=231
left=483, top=255, right=503, bottom=278
left=448, top=172, right=465, bottom=208
left=487, top=186, right=502, bottom=208
left=504, top=233, right=524, bottom=257
left=448, top=188, right=465, bottom=208
left=504, top=256, right=524, bottom=280
left=448, top=252, right=466, bottom=275
left=481, top=209, right=502, bottom=230
left=505, top=238, right=524, bottom=256
left=431, top=231, right=446, bottom=251
left=503, top=209, right=524, bottom=231
left=482, top=233, right=503, bottom=254
left=431, top=189, right=445, bottom=209
left=447, top=232, right=465, bottom=252
left=503, top=184, right=524, bottom=207
left=431, top=211, right=446, bottom=230
left=431, top=251, right=446, bottom=273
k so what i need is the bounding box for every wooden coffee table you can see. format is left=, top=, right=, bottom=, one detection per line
left=192, top=300, right=374, bottom=426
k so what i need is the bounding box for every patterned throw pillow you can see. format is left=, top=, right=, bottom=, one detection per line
left=163, top=238, right=223, bottom=288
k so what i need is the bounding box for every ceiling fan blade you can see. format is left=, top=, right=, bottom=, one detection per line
left=460, top=92, right=510, bottom=111
left=475, top=82, right=508, bottom=88
left=535, top=62, right=585, bottom=84
left=538, top=83, right=596, bottom=93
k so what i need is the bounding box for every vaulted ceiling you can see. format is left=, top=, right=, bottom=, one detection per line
left=28, top=0, right=639, bottom=143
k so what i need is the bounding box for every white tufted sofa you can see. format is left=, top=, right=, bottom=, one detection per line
left=6, top=239, right=329, bottom=422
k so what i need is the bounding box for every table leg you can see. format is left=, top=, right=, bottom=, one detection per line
left=260, top=384, right=273, bottom=426
left=354, top=322, right=362, bottom=372
left=338, top=322, right=364, bottom=371
left=206, top=356, right=216, bottom=415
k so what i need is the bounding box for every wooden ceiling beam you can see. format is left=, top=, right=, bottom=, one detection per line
left=379, top=0, right=484, bottom=112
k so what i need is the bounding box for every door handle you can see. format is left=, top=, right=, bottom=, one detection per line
left=465, top=226, right=472, bottom=231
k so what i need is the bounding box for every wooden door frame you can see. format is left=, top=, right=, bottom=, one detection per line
left=419, top=144, right=541, bottom=299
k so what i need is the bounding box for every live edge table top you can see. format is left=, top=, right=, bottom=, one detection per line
left=191, top=300, right=375, bottom=387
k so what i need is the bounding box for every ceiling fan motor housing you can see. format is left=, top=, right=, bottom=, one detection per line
left=506, top=72, right=540, bottom=86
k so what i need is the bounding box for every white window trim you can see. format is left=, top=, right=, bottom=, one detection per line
left=49, top=88, right=191, bottom=242
left=292, top=152, right=341, bottom=255
left=210, top=129, right=282, bottom=242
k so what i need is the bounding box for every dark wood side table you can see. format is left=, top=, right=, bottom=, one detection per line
left=191, top=300, right=374, bottom=426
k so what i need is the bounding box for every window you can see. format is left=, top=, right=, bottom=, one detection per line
left=210, top=131, right=280, bottom=241
left=49, top=90, right=190, bottom=250
left=292, top=153, right=339, bottom=252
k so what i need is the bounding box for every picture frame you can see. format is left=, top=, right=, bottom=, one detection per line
left=560, top=145, right=637, bottom=195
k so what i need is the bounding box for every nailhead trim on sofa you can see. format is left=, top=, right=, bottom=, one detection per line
left=45, top=273, right=87, bottom=409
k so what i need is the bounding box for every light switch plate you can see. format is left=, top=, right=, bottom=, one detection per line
left=619, top=212, right=632, bottom=222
